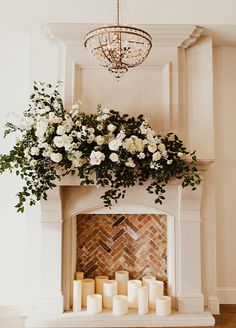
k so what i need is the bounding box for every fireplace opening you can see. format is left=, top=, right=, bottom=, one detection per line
left=76, top=214, right=167, bottom=282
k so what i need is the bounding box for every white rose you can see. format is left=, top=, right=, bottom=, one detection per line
left=42, top=146, right=53, bottom=157
left=57, top=125, right=67, bottom=135
left=109, top=153, right=119, bottom=162
left=88, top=128, right=95, bottom=134
left=138, top=152, right=145, bottom=159
left=31, top=147, right=40, bottom=156
left=50, top=152, right=63, bottom=163
left=152, top=151, right=161, bottom=161
left=90, top=151, right=105, bottom=166
left=30, top=159, right=37, bottom=166
left=109, top=139, right=122, bottom=151
left=167, top=159, right=173, bottom=165
left=54, top=136, right=65, bottom=148
left=95, top=135, right=105, bottom=145
left=158, top=143, right=166, bottom=152
left=87, top=134, right=95, bottom=143
left=178, top=152, right=183, bottom=158
left=125, top=157, right=136, bottom=168
left=148, top=143, right=157, bottom=153
left=107, top=124, right=116, bottom=133
left=162, top=150, right=167, bottom=157
left=117, top=130, right=126, bottom=140
left=72, top=158, right=85, bottom=168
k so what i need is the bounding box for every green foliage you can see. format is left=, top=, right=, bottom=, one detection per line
left=0, top=82, right=201, bottom=213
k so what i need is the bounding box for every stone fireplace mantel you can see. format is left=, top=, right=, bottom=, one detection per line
left=26, top=160, right=215, bottom=327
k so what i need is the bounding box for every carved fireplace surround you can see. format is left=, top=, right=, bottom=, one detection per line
left=26, top=23, right=218, bottom=327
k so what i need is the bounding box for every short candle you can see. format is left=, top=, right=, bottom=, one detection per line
left=113, top=295, right=128, bottom=316
left=87, top=294, right=102, bottom=314
left=156, top=296, right=171, bottom=316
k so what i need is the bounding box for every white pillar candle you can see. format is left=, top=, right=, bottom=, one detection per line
left=156, top=296, right=171, bottom=316
left=149, top=280, right=164, bottom=309
left=138, top=286, right=149, bottom=315
left=82, top=279, right=95, bottom=307
left=115, top=271, right=129, bottom=295
left=75, top=271, right=84, bottom=280
left=142, top=275, right=156, bottom=287
left=103, top=280, right=118, bottom=308
left=95, top=276, right=109, bottom=295
left=128, top=280, right=142, bottom=308
left=87, top=294, right=102, bottom=314
left=113, top=295, right=128, bottom=316
left=73, top=280, right=82, bottom=312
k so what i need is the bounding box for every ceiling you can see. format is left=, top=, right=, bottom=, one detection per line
left=1, top=0, right=236, bottom=45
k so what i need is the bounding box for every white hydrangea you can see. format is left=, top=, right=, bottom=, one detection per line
left=138, top=152, right=145, bottom=159
left=57, top=125, right=67, bottom=135
left=107, top=124, right=116, bottom=133
left=109, top=139, right=122, bottom=151
left=35, top=119, right=48, bottom=138
left=125, top=157, right=136, bottom=168
left=90, top=151, right=105, bottom=166
left=152, top=151, right=161, bottom=161
left=109, top=153, right=119, bottom=162
left=147, top=143, right=157, bottom=153
left=122, top=136, right=144, bottom=153
left=95, top=135, right=105, bottom=145
left=30, top=147, right=40, bottom=156
left=50, top=152, right=63, bottom=163
left=158, top=143, right=166, bottom=152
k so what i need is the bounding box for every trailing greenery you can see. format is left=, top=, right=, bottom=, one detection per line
left=0, top=82, right=201, bottom=212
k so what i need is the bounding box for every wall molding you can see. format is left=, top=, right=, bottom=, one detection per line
left=217, top=287, right=236, bottom=304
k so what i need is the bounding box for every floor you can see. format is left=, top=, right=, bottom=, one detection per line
left=1, top=305, right=236, bottom=328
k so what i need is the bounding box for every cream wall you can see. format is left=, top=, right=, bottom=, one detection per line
left=214, top=46, right=236, bottom=303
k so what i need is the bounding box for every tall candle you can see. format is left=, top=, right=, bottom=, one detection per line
left=95, top=276, right=109, bottom=295
left=103, top=280, right=118, bottom=308
left=75, top=271, right=84, bottom=280
left=149, top=280, right=164, bottom=309
left=82, top=279, right=95, bottom=307
left=87, top=294, right=102, bottom=314
left=113, top=295, right=128, bottom=316
left=142, top=276, right=156, bottom=288
left=128, top=280, right=142, bottom=308
left=138, top=286, right=148, bottom=315
left=73, top=280, right=82, bottom=312
left=115, top=271, right=129, bottom=295
left=156, top=296, right=171, bottom=316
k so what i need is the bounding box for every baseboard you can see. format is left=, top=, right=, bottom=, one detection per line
left=0, top=305, right=23, bottom=327
left=208, top=296, right=220, bottom=314
left=217, top=287, right=236, bottom=304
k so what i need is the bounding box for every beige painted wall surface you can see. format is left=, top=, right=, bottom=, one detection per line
left=214, top=47, right=236, bottom=296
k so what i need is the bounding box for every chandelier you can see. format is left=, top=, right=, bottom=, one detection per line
left=84, top=0, right=152, bottom=80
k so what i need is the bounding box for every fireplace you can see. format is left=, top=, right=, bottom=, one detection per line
left=25, top=23, right=218, bottom=327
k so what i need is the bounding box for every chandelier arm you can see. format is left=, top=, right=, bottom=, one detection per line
left=117, top=0, right=120, bottom=26
left=98, top=34, right=114, bottom=65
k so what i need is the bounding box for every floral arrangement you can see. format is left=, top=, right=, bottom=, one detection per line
left=0, top=82, right=201, bottom=212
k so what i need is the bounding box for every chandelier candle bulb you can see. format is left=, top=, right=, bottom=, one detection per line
left=103, top=280, right=118, bottom=308
left=73, top=280, right=82, bottom=312
left=138, top=286, right=149, bottom=315
left=87, top=294, right=102, bottom=314
left=95, top=276, right=109, bottom=295
left=113, top=295, right=128, bottom=316
left=149, top=280, right=164, bottom=309
left=115, top=271, right=129, bottom=295
left=142, top=276, right=156, bottom=288
left=82, top=279, right=95, bottom=307
left=128, top=280, right=142, bottom=308
left=75, top=272, right=84, bottom=280
left=156, top=296, right=171, bottom=316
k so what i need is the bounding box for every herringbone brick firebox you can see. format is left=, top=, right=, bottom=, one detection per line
left=76, top=214, right=167, bottom=282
